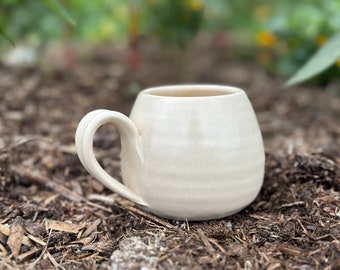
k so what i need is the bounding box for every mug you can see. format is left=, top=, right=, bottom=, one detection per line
left=75, top=85, right=265, bottom=220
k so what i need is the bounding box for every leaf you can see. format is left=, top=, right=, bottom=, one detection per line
left=285, top=32, right=340, bottom=87
left=41, top=0, right=76, bottom=26
left=0, top=26, right=15, bottom=46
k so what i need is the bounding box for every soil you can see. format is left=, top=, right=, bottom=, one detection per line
left=0, top=37, right=339, bottom=269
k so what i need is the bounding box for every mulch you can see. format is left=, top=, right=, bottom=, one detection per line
left=0, top=38, right=339, bottom=269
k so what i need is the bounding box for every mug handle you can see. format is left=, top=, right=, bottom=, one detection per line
left=75, top=109, right=147, bottom=206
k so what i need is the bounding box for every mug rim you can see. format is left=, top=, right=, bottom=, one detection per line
left=142, top=84, right=244, bottom=98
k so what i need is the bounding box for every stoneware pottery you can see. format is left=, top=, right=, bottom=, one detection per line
left=75, top=85, right=265, bottom=220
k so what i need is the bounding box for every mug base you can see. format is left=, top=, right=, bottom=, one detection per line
left=137, top=204, right=246, bottom=221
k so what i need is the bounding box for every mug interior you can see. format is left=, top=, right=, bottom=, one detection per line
left=143, top=85, right=242, bottom=97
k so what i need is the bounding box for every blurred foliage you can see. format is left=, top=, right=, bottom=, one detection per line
left=142, top=0, right=204, bottom=49
left=285, top=33, right=340, bottom=87
left=42, top=0, right=75, bottom=26
left=1, top=0, right=340, bottom=84
left=252, top=0, right=340, bottom=84
left=0, top=0, right=75, bottom=46
left=0, top=0, right=128, bottom=47
left=0, top=0, right=263, bottom=48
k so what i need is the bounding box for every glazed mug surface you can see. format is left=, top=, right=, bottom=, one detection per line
left=75, top=85, right=265, bottom=220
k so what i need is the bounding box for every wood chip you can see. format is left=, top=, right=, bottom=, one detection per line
left=10, top=165, right=84, bottom=203
left=278, top=245, right=302, bottom=257
left=7, top=216, right=26, bottom=257
left=25, top=221, right=45, bottom=237
left=87, top=193, right=117, bottom=206
left=17, top=247, right=43, bottom=263
left=43, top=193, right=60, bottom=207
left=85, top=200, right=113, bottom=213
left=46, top=251, right=67, bottom=270
left=72, top=235, right=96, bottom=246
left=0, top=242, right=8, bottom=256
left=26, top=234, right=47, bottom=246
left=45, top=219, right=85, bottom=234
left=120, top=204, right=177, bottom=230
left=59, top=144, right=77, bottom=155
left=197, top=228, right=217, bottom=256
left=267, top=263, right=282, bottom=270
left=81, top=240, right=114, bottom=253
left=81, top=218, right=101, bottom=238
left=0, top=224, right=32, bottom=246
left=249, top=214, right=272, bottom=221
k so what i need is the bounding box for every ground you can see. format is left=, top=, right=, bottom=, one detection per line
left=0, top=37, right=339, bottom=269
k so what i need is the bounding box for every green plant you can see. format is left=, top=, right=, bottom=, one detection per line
left=254, top=0, right=340, bottom=84
left=143, top=0, right=204, bottom=49
left=285, top=32, right=340, bottom=86
left=0, top=0, right=74, bottom=45
left=42, top=0, right=75, bottom=26
left=0, top=26, right=14, bottom=46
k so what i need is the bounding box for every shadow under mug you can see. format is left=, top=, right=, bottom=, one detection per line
left=75, top=85, right=265, bottom=220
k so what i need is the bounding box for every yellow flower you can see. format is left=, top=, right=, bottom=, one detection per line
left=316, top=35, right=328, bottom=47
left=254, top=5, right=271, bottom=22
left=185, top=0, right=204, bottom=11
left=256, top=31, right=276, bottom=48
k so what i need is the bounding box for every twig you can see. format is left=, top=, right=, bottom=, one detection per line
left=87, top=193, right=117, bottom=206
left=296, top=219, right=309, bottom=236
left=10, top=165, right=83, bottom=203
left=27, top=228, right=53, bottom=270
left=197, top=228, right=217, bottom=256
left=208, top=238, right=227, bottom=254
left=277, top=245, right=301, bottom=257
left=8, top=136, right=39, bottom=151
left=11, top=165, right=113, bottom=213
left=26, top=234, right=46, bottom=246
left=46, top=251, right=67, bottom=270
left=279, top=201, right=305, bottom=209
left=84, top=200, right=113, bottom=213
left=17, top=247, right=43, bottom=263
left=120, top=204, right=177, bottom=230
left=81, top=218, right=101, bottom=238
left=296, top=219, right=337, bottom=241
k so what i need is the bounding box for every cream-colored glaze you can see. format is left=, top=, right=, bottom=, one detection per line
left=75, top=85, right=265, bottom=220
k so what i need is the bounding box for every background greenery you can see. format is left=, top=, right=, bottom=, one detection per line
left=1, top=0, right=340, bottom=85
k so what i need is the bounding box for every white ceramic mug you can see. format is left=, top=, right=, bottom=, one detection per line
left=75, top=85, right=265, bottom=220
